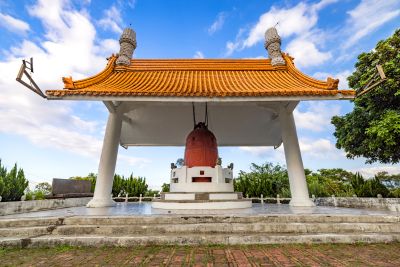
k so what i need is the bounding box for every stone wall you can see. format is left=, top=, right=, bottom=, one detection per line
left=315, top=197, right=400, bottom=212
left=0, top=197, right=91, bottom=216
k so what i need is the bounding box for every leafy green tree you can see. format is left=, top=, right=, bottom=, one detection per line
left=124, top=175, right=148, bottom=196
left=389, top=188, right=400, bottom=198
left=161, top=183, right=170, bottom=192
left=1, top=163, right=29, bottom=201
left=349, top=173, right=389, bottom=197
left=110, top=174, right=148, bottom=197
left=0, top=160, right=6, bottom=197
left=306, top=169, right=354, bottom=197
left=375, top=171, right=400, bottom=189
left=332, top=29, right=400, bottom=164
left=362, top=177, right=389, bottom=197
left=0, top=177, right=4, bottom=198
left=234, top=162, right=290, bottom=198
left=112, top=174, right=125, bottom=196
left=35, top=182, right=52, bottom=195
left=145, top=189, right=159, bottom=197
left=349, top=173, right=366, bottom=197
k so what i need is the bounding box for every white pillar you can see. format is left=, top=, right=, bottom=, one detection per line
left=87, top=109, right=123, bottom=208
left=280, top=109, right=315, bottom=207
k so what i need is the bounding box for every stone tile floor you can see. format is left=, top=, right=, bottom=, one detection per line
left=1, top=243, right=399, bottom=266
left=2, top=202, right=398, bottom=218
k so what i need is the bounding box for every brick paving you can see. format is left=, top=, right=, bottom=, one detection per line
left=1, top=243, right=399, bottom=266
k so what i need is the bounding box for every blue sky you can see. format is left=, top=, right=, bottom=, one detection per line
left=0, top=0, right=399, bottom=189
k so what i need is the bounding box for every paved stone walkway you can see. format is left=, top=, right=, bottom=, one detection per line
left=1, top=243, right=399, bottom=266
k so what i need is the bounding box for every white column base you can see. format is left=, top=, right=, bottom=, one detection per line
left=86, top=198, right=116, bottom=208
left=289, top=198, right=315, bottom=207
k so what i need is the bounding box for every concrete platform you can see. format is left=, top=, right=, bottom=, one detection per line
left=1, top=203, right=399, bottom=247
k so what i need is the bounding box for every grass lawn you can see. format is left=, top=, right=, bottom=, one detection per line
left=1, top=243, right=399, bottom=266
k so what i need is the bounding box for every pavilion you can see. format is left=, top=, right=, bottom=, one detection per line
left=38, top=27, right=354, bottom=208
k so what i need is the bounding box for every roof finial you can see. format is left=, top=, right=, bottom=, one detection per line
left=116, top=27, right=137, bottom=66
left=264, top=27, right=285, bottom=66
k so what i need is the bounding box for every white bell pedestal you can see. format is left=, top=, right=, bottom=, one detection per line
left=152, top=165, right=252, bottom=209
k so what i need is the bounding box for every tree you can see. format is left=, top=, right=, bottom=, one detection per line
left=144, top=189, right=159, bottom=197
left=0, top=160, right=6, bottom=197
left=234, top=162, right=290, bottom=198
left=176, top=158, right=184, bottom=167
left=161, top=183, right=170, bottom=192
left=306, top=169, right=354, bottom=197
left=332, top=29, right=400, bottom=164
left=35, top=182, right=52, bottom=195
left=112, top=174, right=125, bottom=196
left=124, top=175, right=148, bottom=197
left=375, top=171, right=400, bottom=189
left=1, top=163, right=29, bottom=201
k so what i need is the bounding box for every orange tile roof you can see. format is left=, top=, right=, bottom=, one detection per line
left=46, top=54, right=355, bottom=98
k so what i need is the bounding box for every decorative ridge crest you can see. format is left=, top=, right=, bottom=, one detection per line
left=61, top=55, right=117, bottom=90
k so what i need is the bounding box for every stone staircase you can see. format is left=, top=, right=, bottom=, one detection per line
left=1, top=214, right=399, bottom=247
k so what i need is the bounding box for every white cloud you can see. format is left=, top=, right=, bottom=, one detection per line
left=294, top=102, right=341, bottom=132
left=208, top=12, right=226, bottom=35
left=344, top=0, right=400, bottom=48
left=239, top=146, right=285, bottom=164
left=119, top=155, right=151, bottom=168
left=353, top=165, right=400, bottom=178
left=0, top=12, right=30, bottom=34
left=225, top=41, right=238, bottom=57
left=239, top=137, right=342, bottom=161
left=239, top=146, right=273, bottom=157
left=98, top=5, right=123, bottom=34
left=299, top=137, right=343, bottom=159
left=286, top=38, right=331, bottom=68
left=124, top=0, right=136, bottom=9
left=225, top=0, right=336, bottom=67
left=193, top=51, right=204, bottom=59
left=0, top=0, right=148, bottom=166
left=96, top=38, right=120, bottom=55
left=243, top=2, right=317, bottom=48
left=313, top=70, right=352, bottom=90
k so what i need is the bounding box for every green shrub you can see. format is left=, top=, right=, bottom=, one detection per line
left=0, top=177, right=4, bottom=197
left=350, top=173, right=390, bottom=197
left=389, top=188, right=400, bottom=198
left=110, top=174, right=148, bottom=197
left=0, top=161, right=29, bottom=201
left=35, top=182, right=52, bottom=195
left=161, top=183, right=170, bottom=192
left=234, top=163, right=289, bottom=198
left=24, top=189, right=47, bottom=201
left=144, top=189, right=159, bottom=197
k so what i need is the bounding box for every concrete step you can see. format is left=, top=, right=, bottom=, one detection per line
left=0, top=226, right=55, bottom=237
left=62, top=214, right=400, bottom=225
left=0, top=217, right=63, bottom=228
left=52, top=222, right=400, bottom=236
left=2, top=233, right=400, bottom=247
left=0, top=215, right=398, bottom=229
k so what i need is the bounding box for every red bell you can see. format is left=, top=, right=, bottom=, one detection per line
left=184, top=122, right=218, bottom=168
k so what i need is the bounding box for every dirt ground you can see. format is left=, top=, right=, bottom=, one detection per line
left=1, top=243, right=399, bottom=266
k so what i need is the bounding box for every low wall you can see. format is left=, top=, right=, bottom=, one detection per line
left=0, top=197, right=91, bottom=216
left=315, top=197, right=400, bottom=212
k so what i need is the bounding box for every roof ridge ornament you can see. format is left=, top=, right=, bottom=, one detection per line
left=264, top=27, right=285, bottom=66
left=116, top=27, right=137, bottom=66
